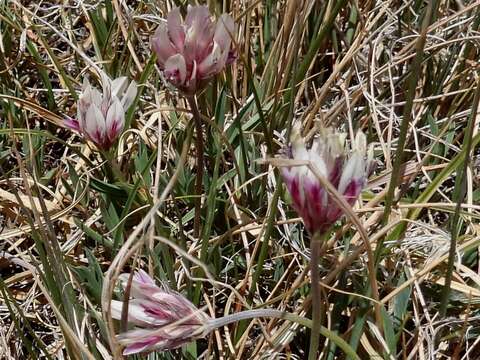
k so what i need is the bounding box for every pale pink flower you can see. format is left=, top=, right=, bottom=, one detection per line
left=65, top=75, right=137, bottom=150
left=280, top=126, right=373, bottom=235
left=111, top=270, right=210, bottom=355
left=151, top=5, right=236, bottom=94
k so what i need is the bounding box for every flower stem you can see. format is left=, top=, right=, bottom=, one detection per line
left=187, top=96, right=204, bottom=238
left=206, top=308, right=294, bottom=329
left=100, top=149, right=127, bottom=184
left=308, top=231, right=324, bottom=360
left=206, top=309, right=360, bottom=360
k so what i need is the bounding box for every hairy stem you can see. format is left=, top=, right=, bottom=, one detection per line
left=187, top=96, right=204, bottom=238
left=308, top=231, right=324, bottom=360
left=207, top=308, right=296, bottom=329
left=206, top=309, right=360, bottom=360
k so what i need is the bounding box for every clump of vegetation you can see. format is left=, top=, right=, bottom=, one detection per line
left=0, top=1, right=479, bottom=359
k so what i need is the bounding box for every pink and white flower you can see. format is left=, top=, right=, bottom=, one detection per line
left=65, top=75, right=137, bottom=150
left=151, top=5, right=236, bottom=94
left=280, top=126, right=373, bottom=235
left=111, top=270, right=210, bottom=355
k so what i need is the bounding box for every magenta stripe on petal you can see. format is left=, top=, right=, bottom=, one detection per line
left=288, top=176, right=303, bottom=210
left=277, top=125, right=370, bottom=235
left=113, top=270, right=210, bottom=356
left=305, top=180, right=329, bottom=232
left=342, top=179, right=363, bottom=206
left=123, top=336, right=163, bottom=355
left=141, top=303, right=173, bottom=321
left=328, top=157, right=343, bottom=188
left=134, top=270, right=156, bottom=285
left=64, top=117, right=80, bottom=131
left=325, top=204, right=343, bottom=225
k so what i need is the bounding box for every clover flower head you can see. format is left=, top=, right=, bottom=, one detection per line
left=111, top=270, right=210, bottom=355
left=151, top=5, right=236, bottom=94
left=280, top=125, right=373, bottom=234
left=65, top=75, right=137, bottom=150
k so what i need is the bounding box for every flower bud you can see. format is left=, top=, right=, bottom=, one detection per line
left=280, top=126, right=373, bottom=235
left=151, top=6, right=236, bottom=94
left=111, top=270, right=210, bottom=355
left=65, top=75, right=137, bottom=150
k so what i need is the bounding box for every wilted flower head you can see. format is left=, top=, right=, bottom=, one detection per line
left=280, top=125, right=373, bottom=235
left=65, top=75, right=137, bottom=150
left=111, top=270, right=210, bottom=355
left=151, top=5, right=236, bottom=94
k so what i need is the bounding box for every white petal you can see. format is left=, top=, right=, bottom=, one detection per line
left=214, top=14, right=234, bottom=50
left=308, top=151, right=328, bottom=179
left=85, top=104, right=106, bottom=145
left=151, top=22, right=178, bottom=67
left=164, top=54, right=187, bottom=85
left=111, top=300, right=124, bottom=320
left=133, top=270, right=156, bottom=285
left=77, top=106, right=86, bottom=131
left=121, top=80, right=137, bottom=110
left=111, top=76, right=128, bottom=97
left=111, top=300, right=167, bottom=326
left=100, top=73, right=113, bottom=102
left=167, top=7, right=186, bottom=50
left=105, top=99, right=125, bottom=141
left=91, top=88, right=103, bottom=109
left=197, top=41, right=224, bottom=78
left=338, top=153, right=364, bottom=194
left=353, top=131, right=367, bottom=154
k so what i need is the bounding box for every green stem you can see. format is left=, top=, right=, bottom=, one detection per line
left=378, top=1, right=435, bottom=259
left=101, top=149, right=127, bottom=184
left=308, top=231, right=325, bottom=360
left=295, top=0, right=348, bottom=85
left=187, top=95, right=204, bottom=239
left=439, top=78, right=480, bottom=316
left=206, top=309, right=360, bottom=360
left=244, top=57, right=273, bottom=154
left=250, top=182, right=281, bottom=294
